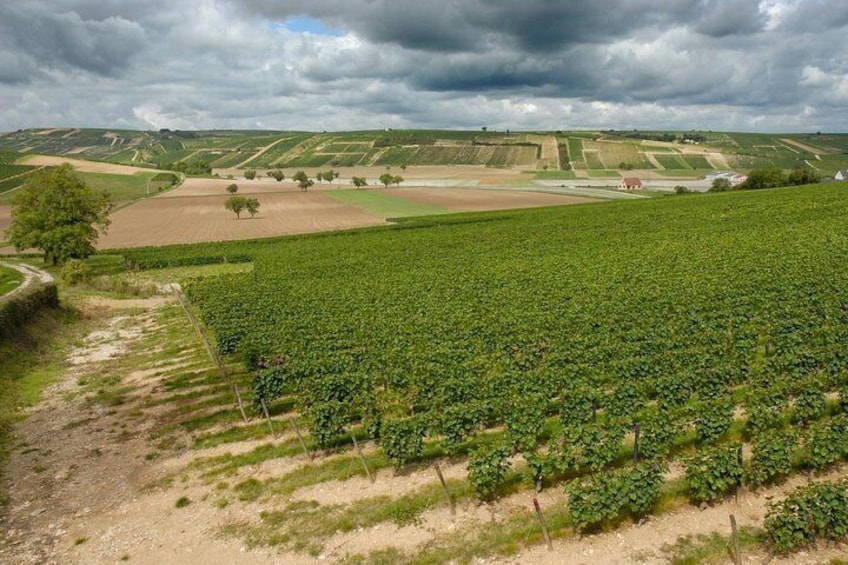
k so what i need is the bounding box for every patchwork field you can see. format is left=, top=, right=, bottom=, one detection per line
left=4, top=128, right=847, bottom=178
left=95, top=181, right=597, bottom=249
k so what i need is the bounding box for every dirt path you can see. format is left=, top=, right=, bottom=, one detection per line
left=644, top=152, right=665, bottom=169
left=0, top=262, right=54, bottom=301
left=780, top=138, right=830, bottom=155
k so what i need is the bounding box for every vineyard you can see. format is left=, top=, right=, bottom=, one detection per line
left=3, top=128, right=847, bottom=177
left=116, top=181, right=848, bottom=558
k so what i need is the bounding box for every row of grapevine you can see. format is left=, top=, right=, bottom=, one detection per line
left=167, top=183, right=848, bottom=549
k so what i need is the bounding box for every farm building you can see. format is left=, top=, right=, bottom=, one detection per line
left=619, top=177, right=642, bottom=190
left=835, top=170, right=848, bottom=181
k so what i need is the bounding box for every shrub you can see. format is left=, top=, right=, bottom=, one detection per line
left=764, top=480, right=848, bottom=554
left=567, top=462, right=666, bottom=531
left=62, top=259, right=92, bottom=286
left=380, top=417, right=426, bottom=469
left=467, top=442, right=511, bottom=501
left=748, top=429, right=798, bottom=486
left=684, top=444, right=744, bottom=503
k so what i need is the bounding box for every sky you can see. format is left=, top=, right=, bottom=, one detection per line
left=0, top=0, right=846, bottom=133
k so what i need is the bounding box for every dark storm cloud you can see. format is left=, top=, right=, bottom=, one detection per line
left=241, top=0, right=712, bottom=51
left=0, top=3, right=147, bottom=80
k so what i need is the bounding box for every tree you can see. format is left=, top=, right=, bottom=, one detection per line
left=245, top=198, right=260, bottom=218
left=226, top=183, right=239, bottom=194
left=7, top=164, right=113, bottom=265
left=674, top=185, right=691, bottom=194
left=709, top=177, right=732, bottom=192
left=379, top=173, right=394, bottom=188
left=225, top=196, right=248, bottom=218
left=244, top=169, right=257, bottom=180
left=393, top=175, right=404, bottom=187
left=352, top=176, right=368, bottom=189
left=787, top=168, right=821, bottom=186
left=293, top=170, right=314, bottom=191
left=738, top=167, right=787, bottom=190
left=269, top=170, right=285, bottom=182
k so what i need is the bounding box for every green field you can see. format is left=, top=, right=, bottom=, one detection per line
left=0, top=170, right=176, bottom=205
left=326, top=189, right=450, bottom=218
left=74, top=171, right=178, bottom=202
left=0, top=265, right=23, bottom=295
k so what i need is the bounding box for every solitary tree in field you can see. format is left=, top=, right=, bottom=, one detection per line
left=6, top=164, right=113, bottom=265
left=269, top=170, right=285, bottom=182
left=393, top=175, right=404, bottom=187
left=225, top=196, right=248, bottom=218
left=379, top=173, right=394, bottom=188
left=352, top=176, right=368, bottom=189
left=245, top=198, right=260, bottom=218
left=226, top=183, right=239, bottom=194
left=293, top=171, right=314, bottom=191
left=244, top=169, right=257, bottom=180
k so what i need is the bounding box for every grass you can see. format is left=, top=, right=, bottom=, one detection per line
left=76, top=171, right=176, bottom=202
left=223, top=480, right=471, bottom=554
left=326, top=189, right=450, bottom=218
left=531, top=170, right=577, bottom=180
left=660, top=526, right=764, bottom=564
left=0, top=264, right=24, bottom=295
left=587, top=169, right=621, bottom=178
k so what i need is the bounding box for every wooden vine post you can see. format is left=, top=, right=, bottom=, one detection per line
left=434, top=464, right=456, bottom=515
left=533, top=497, right=553, bottom=551
left=351, top=434, right=375, bottom=483
left=259, top=396, right=276, bottom=437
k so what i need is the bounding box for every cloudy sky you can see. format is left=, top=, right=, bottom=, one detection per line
left=1, top=0, right=846, bottom=133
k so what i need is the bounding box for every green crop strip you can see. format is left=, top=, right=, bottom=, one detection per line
left=326, top=189, right=450, bottom=218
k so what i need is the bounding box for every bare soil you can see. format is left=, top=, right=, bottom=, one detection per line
left=16, top=156, right=155, bottom=176
left=96, top=191, right=386, bottom=249
left=779, top=138, right=830, bottom=155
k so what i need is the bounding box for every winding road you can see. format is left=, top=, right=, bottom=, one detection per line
left=0, top=262, right=54, bottom=301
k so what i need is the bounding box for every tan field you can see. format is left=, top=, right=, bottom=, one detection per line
left=97, top=183, right=596, bottom=248
left=96, top=191, right=387, bottom=249
left=3, top=168, right=597, bottom=251
left=17, top=155, right=155, bottom=175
